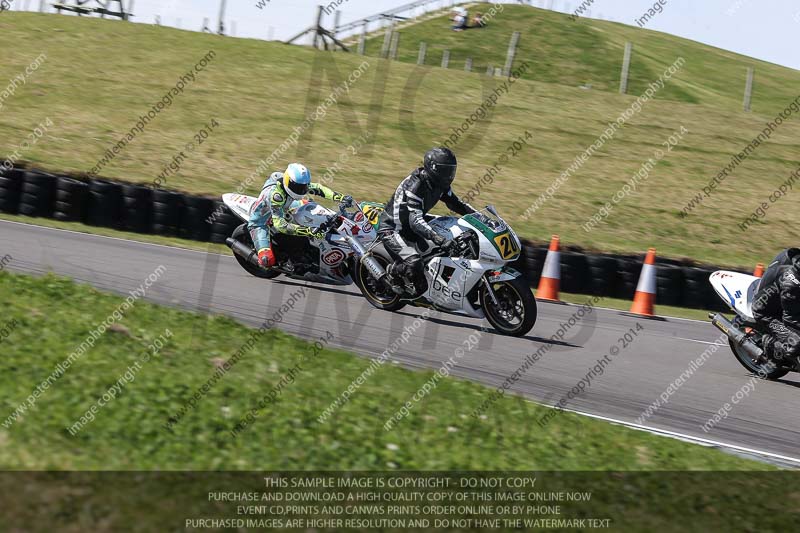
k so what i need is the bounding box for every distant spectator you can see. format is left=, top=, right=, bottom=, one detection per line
left=472, top=12, right=487, bottom=28
left=451, top=7, right=469, bottom=31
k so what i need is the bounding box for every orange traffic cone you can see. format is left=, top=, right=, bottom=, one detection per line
left=629, top=248, right=657, bottom=317
left=753, top=263, right=764, bottom=278
left=537, top=235, right=561, bottom=302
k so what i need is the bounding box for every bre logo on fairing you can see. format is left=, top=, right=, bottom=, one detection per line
left=432, top=265, right=462, bottom=301
left=322, top=249, right=346, bottom=266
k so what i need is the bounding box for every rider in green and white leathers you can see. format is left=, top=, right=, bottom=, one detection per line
left=247, top=163, right=352, bottom=268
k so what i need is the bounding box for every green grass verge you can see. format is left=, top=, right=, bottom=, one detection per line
left=0, top=271, right=771, bottom=470
left=2, top=12, right=800, bottom=270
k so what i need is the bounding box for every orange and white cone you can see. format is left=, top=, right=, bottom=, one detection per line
left=537, top=235, right=561, bottom=302
left=629, top=248, right=657, bottom=317
left=754, top=263, right=764, bottom=278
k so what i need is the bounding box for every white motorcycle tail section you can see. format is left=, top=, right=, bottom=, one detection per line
left=710, top=270, right=760, bottom=319
left=222, top=193, right=258, bottom=222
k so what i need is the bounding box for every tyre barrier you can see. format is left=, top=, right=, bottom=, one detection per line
left=0, top=164, right=750, bottom=312
left=151, top=189, right=184, bottom=237
left=19, top=170, right=56, bottom=218
left=210, top=201, right=241, bottom=244
left=180, top=195, right=215, bottom=242
left=54, top=176, right=90, bottom=222
left=585, top=255, right=618, bottom=297
left=87, top=179, right=124, bottom=228
left=121, top=183, right=152, bottom=234
left=0, top=168, right=24, bottom=214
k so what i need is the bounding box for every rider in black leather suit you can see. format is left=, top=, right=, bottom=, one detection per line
left=378, top=147, right=476, bottom=295
left=752, top=248, right=800, bottom=365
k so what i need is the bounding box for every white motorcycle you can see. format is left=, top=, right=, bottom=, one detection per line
left=352, top=206, right=537, bottom=337
left=709, top=270, right=797, bottom=379
left=221, top=192, right=385, bottom=286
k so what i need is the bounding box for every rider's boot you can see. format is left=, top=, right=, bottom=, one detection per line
left=385, top=263, right=407, bottom=295
left=760, top=333, right=776, bottom=365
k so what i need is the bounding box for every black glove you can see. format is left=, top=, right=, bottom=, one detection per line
left=433, top=234, right=457, bottom=254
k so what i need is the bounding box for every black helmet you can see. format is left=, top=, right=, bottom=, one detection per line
left=423, top=147, right=457, bottom=187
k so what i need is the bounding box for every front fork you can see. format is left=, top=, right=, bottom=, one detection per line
left=481, top=276, right=501, bottom=307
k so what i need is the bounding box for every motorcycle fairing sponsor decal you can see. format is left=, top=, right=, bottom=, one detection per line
left=431, top=262, right=463, bottom=302
left=355, top=211, right=365, bottom=223
left=362, top=223, right=373, bottom=233
left=722, top=284, right=736, bottom=307
left=361, top=204, right=384, bottom=227
left=440, top=265, right=456, bottom=283
left=322, top=249, right=346, bottom=266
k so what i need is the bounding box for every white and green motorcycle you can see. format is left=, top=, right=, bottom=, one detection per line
left=352, top=206, right=537, bottom=337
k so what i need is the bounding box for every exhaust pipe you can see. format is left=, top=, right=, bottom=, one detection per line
left=709, top=313, right=764, bottom=360
left=346, top=236, right=387, bottom=281
left=226, top=238, right=260, bottom=268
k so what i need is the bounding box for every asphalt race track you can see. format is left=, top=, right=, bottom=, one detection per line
left=2, top=220, right=798, bottom=466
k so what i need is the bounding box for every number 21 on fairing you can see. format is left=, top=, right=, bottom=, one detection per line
left=494, top=233, right=519, bottom=259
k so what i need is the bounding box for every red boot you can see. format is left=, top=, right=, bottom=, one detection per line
left=257, top=248, right=275, bottom=268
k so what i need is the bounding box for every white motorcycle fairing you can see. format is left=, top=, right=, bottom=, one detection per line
left=221, top=194, right=378, bottom=285
left=709, top=270, right=760, bottom=319
left=417, top=214, right=523, bottom=318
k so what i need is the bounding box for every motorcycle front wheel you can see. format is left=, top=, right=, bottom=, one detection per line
left=479, top=276, right=537, bottom=337
left=353, top=255, right=406, bottom=312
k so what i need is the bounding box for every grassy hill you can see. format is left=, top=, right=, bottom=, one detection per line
left=362, top=3, right=800, bottom=111
left=1, top=12, right=800, bottom=268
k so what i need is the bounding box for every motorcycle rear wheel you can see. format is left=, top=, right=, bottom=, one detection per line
left=231, top=224, right=280, bottom=280
left=353, top=255, right=405, bottom=312
left=480, top=277, right=537, bottom=337
left=729, top=317, right=789, bottom=380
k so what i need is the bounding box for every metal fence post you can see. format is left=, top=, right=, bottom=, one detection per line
left=504, top=31, right=521, bottom=76
left=442, top=50, right=450, bottom=69
left=389, top=31, right=400, bottom=60
left=743, top=67, right=754, bottom=112
left=380, top=26, right=393, bottom=58
left=619, top=41, right=633, bottom=94
left=417, top=42, right=427, bottom=65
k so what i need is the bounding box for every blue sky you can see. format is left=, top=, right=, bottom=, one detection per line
left=16, top=0, right=800, bottom=70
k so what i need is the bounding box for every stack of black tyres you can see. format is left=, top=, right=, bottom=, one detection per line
left=19, top=170, right=56, bottom=218
left=209, top=200, right=241, bottom=244
left=614, top=257, right=641, bottom=300
left=180, top=195, right=215, bottom=241
left=586, top=255, right=619, bottom=296
left=151, top=189, right=183, bottom=236
left=87, top=180, right=124, bottom=228
left=0, top=168, right=24, bottom=214
left=521, top=243, right=547, bottom=287
left=53, top=176, right=89, bottom=222
left=560, top=252, right=589, bottom=294
left=120, top=183, right=152, bottom=234
left=655, top=264, right=685, bottom=307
